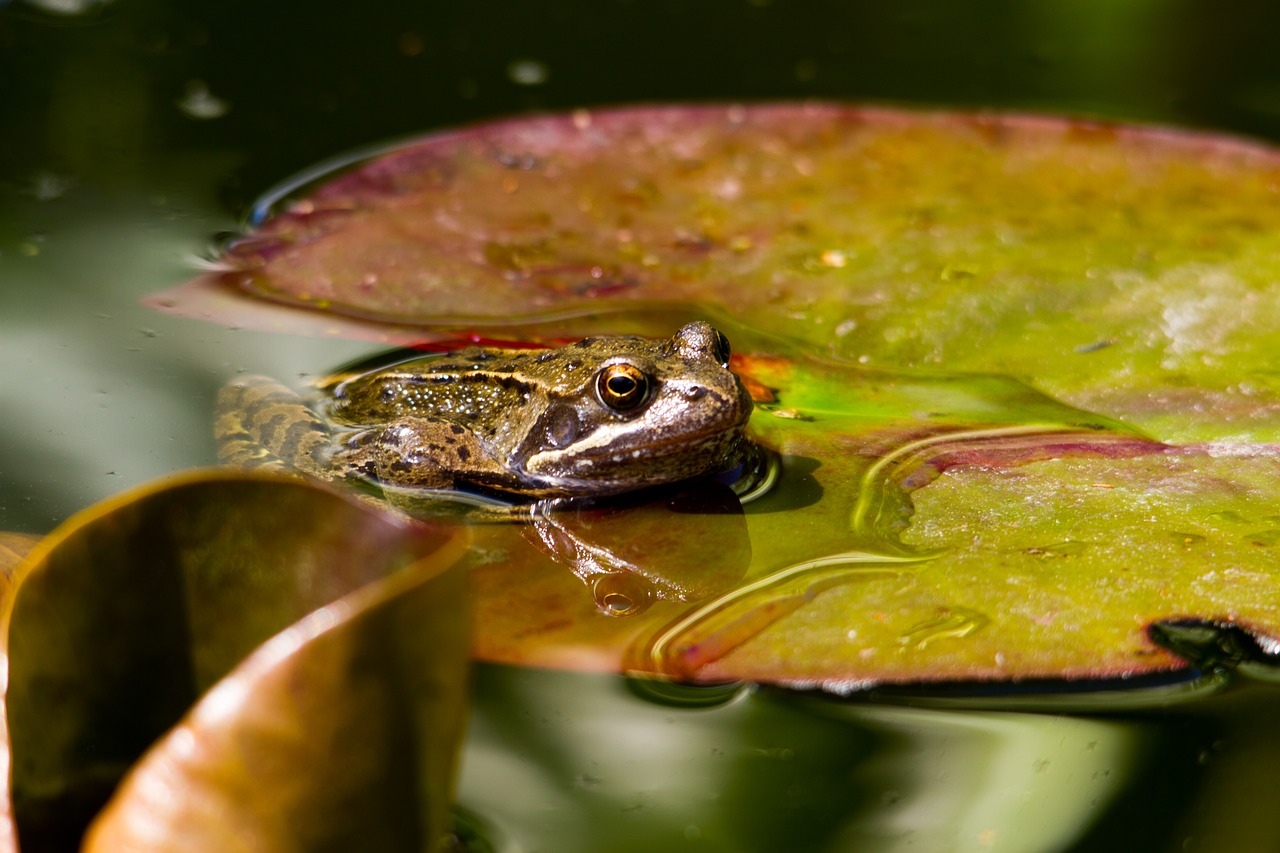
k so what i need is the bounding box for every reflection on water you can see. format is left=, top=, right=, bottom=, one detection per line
left=521, top=480, right=752, bottom=617
left=461, top=664, right=1280, bottom=852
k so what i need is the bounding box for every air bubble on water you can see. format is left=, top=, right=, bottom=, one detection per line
left=177, top=80, right=230, bottom=120
left=507, top=59, right=549, bottom=86
left=22, top=0, right=112, bottom=14
left=592, top=574, right=651, bottom=617
left=28, top=172, right=72, bottom=201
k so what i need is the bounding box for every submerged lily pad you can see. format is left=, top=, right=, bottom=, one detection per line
left=3, top=471, right=468, bottom=851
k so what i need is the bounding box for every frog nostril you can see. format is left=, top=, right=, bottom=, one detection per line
left=684, top=385, right=708, bottom=401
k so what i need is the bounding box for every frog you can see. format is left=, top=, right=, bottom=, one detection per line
left=215, top=321, right=755, bottom=501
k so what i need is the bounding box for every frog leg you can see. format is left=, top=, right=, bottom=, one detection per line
left=215, top=376, right=332, bottom=479
left=332, top=416, right=510, bottom=492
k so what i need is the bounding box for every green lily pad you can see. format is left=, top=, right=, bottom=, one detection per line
left=465, top=355, right=1265, bottom=691
left=4, top=471, right=468, bottom=851
left=640, top=430, right=1280, bottom=690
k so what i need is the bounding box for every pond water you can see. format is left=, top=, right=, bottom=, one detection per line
left=6, top=2, right=1280, bottom=850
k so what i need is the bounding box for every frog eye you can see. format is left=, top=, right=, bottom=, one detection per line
left=712, top=329, right=731, bottom=367
left=596, top=363, right=650, bottom=411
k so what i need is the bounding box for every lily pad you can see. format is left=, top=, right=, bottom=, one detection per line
left=463, top=356, right=1276, bottom=691
left=156, top=104, right=1280, bottom=442
left=3, top=471, right=468, bottom=851
left=640, top=432, right=1280, bottom=689
left=153, top=104, right=1280, bottom=692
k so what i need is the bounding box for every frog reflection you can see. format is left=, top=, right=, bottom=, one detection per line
left=519, top=479, right=752, bottom=617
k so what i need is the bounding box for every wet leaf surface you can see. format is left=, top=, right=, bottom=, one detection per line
left=146, top=104, right=1280, bottom=692
left=3, top=471, right=468, bottom=851
left=158, top=104, right=1280, bottom=442
left=464, top=355, right=1280, bottom=691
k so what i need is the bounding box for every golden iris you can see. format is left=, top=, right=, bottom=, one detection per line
left=596, top=363, right=649, bottom=411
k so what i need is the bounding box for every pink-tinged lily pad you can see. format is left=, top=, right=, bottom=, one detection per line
left=158, top=103, right=1280, bottom=441
left=3, top=471, right=468, bottom=851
